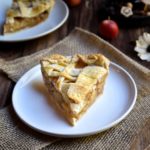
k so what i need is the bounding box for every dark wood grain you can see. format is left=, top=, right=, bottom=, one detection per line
left=0, top=0, right=149, bottom=149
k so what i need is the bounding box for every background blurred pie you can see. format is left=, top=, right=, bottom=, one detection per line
left=3, top=0, right=55, bottom=34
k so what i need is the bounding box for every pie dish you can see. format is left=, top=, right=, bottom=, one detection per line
left=40, top=54, right=110, bottom=126
left=3, top=0, right=55, bottom=34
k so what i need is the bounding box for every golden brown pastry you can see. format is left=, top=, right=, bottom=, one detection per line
left=40, top=54, right=110, bottom=126
left=3, top=0, right=55, bottom=34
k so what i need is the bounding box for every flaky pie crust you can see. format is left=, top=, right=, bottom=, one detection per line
left=3, top=0, right=55, bottom=34
left=40, top=54, right=110, bottom=125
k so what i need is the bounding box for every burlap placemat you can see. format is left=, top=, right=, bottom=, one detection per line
left=0, top=27, right=149, bottom=150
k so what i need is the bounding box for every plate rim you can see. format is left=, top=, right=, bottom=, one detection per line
left=12, top=62, right=137, bottom=138
left=0, top=0, right=69, bottom=42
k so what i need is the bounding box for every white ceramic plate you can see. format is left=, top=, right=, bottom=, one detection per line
left=12, top=62, right=137, bottom=137
left=0, top=0, right=69, bottom=42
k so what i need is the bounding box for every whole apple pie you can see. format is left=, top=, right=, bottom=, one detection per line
left=40, top=54, right=110, bottom=126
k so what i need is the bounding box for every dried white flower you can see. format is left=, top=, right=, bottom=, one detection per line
left=120, top=6, right=133, bottom=17
left=134, top=32, right=150, bottom=62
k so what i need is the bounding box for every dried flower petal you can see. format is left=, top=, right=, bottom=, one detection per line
left=120, top=6, right=133, bottom=17
left=143, top=32, right=150, bottom=44
left=136, top=39, right=148, bottom=49
left=134, top=46, right=147, bottom=53
left=134, top=32, right=150, bottom=61
left=138, top=53, right=150, bottom=62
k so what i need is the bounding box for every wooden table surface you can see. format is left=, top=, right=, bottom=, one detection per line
left=0, top=0, right=150, bottom=149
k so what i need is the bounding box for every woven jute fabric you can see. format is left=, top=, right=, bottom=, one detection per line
left=0, top=28, right=149, bottom=150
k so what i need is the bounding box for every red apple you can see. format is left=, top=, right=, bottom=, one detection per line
left=65, top=0, right=81, bottom=6
left=99, top=19, right=119, bottom=40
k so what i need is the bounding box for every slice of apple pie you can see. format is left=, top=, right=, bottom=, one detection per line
left=40, top=54, right=110, bottom=126
left=3, top=0, right=55, bottom=34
